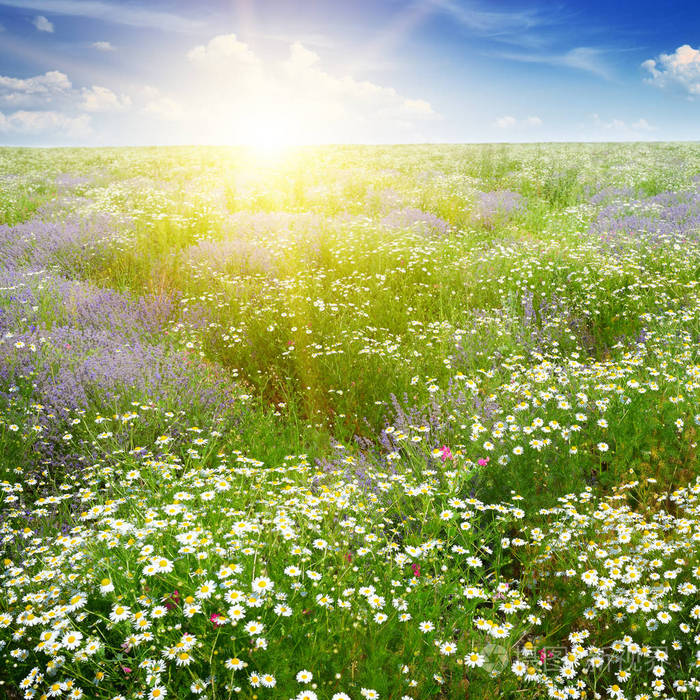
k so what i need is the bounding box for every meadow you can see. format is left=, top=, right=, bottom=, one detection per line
left=0, top=142, right=699, bottom=699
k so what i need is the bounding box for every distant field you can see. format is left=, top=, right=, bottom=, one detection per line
left=1, top=143, right=699, bottom=699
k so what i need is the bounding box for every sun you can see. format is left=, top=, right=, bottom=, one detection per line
left=244, top=125, right=297, bottom=158
left=234, top=108, right=307, bottom=158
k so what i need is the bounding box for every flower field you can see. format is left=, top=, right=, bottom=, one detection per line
left=1, top=143, right=699, bottom=699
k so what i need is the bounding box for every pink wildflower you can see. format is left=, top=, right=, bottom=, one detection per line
left=440, top=445, right=453, bottom=462
left=164, top=589, right=180, bottom=610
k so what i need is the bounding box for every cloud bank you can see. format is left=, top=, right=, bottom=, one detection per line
left=0, top=33, right=438, bottom=144
left=643, top=44, right=700, bottom=96
left=495, top=115, right=542, bottom=129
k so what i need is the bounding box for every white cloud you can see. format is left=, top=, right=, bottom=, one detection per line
left=495, top=115, right=516, bottom=128
left=631, top=118, right=653, bottom=131
left=0, top=68, right=127, bottom=142
left=592, top=114, right=655, bottom=132
left=401, top=98, right=436, bottom=117
left=642, top=44, right=700, bottom=96
left=80, top=85, right=131, bottom=112
left=495, top=115, right=542, bottom=128
left=559, top=47, right=609, bottom=79
left=0, top=109, right=90, bottom=137
left=33, top=15, right=54, bottom=32
left=0, top=69, right=131, bottom=115
left=178, top=34, right=438, bottom=144
left=284, top=41, right=320, bottom=72
left=0, top=70, right=71, bottom=96
left=186, top=33, right=259, bottom=67
left=494, top=46, right=611, bottom=80
left=278, top=41, right=437, bottom=117
left=92, top=41, right=114, bottom=51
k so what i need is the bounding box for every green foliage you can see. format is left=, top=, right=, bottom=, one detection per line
left=1, top=143, right=700, bottom=699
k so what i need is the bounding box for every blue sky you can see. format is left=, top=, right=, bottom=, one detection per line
left=0, top=0, right=698, bottom=145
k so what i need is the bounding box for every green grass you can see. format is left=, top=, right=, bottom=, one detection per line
left=0, top=143, right=699, bottom=699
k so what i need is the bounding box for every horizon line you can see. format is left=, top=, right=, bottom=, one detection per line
left=1, top=139, right=698, bottom=150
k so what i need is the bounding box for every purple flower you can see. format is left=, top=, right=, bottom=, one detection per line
left=381, top=207, right=450, bottom=237
left=475, top=190, right=524, bottom=225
